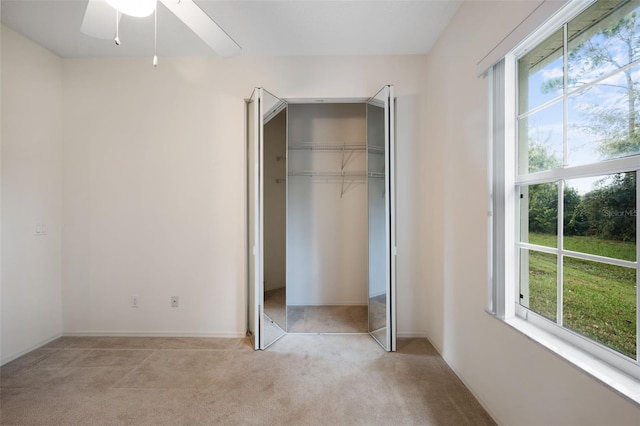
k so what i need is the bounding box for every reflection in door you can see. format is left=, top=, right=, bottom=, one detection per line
left=262, top=90, right=287, bottom=346
left=247, top=88, right=287, bottom=350
left=367, top=85, right=395, bottom=351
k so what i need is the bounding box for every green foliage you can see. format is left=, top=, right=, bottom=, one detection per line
left=528, top=139, right=560, bottom=172
left=528, top=183, right=558, bottom=234
left=578, top=173, right=637, bottom=242
left=525, top=135, right=636, bottom=241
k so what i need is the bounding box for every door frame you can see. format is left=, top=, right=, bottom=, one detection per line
left=247, top=88, right=396, bottom=351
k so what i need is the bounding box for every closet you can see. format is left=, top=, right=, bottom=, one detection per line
left=246, top=86, right=396, bottom=351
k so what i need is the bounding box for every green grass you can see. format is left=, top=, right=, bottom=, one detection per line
left=525, top=234, right=637, bottom=359
left=528, top=233, right=636, bottom=261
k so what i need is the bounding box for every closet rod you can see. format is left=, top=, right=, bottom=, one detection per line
left=368, top=146, right=385, bottom=154
left=288, top=170, right=366, bottom=177
left=288, top=143, right=366, bottom=151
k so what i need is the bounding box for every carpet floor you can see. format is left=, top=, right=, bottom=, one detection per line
left=1, top=334, right=495, bottom=425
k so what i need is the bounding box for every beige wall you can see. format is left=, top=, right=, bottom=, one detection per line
left=422, top=1, right=640, bottom=424
left=1, top=26, right=64, bottom=362
left=60, top=55, right=427, bottom=336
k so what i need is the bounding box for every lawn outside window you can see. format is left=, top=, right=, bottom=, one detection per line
left=491, top=0, right=640, bottom=394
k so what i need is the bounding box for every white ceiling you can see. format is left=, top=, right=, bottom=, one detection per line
left=0, top=0, right=462, bottom=58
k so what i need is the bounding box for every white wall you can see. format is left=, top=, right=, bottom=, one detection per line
left=1, top=27, right=63, bottom=363
left=61, top=56, right=426, bottom=336
left=422, top=1, right=640, bottom=424
left=287, top=103, right=367, bottom=306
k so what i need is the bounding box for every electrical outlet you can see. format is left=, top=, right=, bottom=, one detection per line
left=131, top=295, right=139, bottom=308
left=34, top=223, right=48, bottom=236
left=171, top=296, right=179, bottom=308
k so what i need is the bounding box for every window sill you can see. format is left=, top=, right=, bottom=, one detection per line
left=488, top=312, right=640, bottom=406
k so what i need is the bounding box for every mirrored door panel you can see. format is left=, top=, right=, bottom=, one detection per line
left=262, top=89, right=287, bottom=346
left=367, top=85, right=396, bottom=351
left=247, top=88, right=287, bottom=350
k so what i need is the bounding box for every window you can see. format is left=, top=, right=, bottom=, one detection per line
left=493, top=0, right=640, bottom=381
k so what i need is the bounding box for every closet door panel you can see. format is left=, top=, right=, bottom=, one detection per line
left=367, top=85, right=396, bottom=352
left=248, top=88, right=287, bottom=350
left=247, top=89, right=260, bottom=350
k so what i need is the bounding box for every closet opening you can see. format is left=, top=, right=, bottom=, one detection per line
left=247, top=87, right=396, bottom=351
left=287, top=102, right=368, bottom=334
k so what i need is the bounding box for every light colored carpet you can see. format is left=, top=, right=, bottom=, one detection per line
left=1, top=335, right=495, bottom=425
left=287, top=305, right=368, bottom=333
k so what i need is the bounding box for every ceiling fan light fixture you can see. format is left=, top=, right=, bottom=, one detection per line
left=105, top=0, right=157, bottom=18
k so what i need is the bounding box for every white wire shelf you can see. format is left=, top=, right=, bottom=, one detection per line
left=288, top=170, right=366, bottom=178
left=288, top=143, right=366, bottom=151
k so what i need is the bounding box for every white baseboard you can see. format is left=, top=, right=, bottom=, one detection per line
left=397, top=331, right=428, bottom=338
left=62, top=331, right=247, bottom=338
left=1, top=333, right=62, bottom=366
left=286, top=302, right=368, bottom=307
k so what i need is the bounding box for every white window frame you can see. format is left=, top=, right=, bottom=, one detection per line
left=490, top=0, right=640, bottom=402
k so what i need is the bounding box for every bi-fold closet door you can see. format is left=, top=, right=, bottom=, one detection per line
left=247, top=86, right=396, bottom=351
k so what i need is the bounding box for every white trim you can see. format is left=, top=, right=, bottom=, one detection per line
left=387, top=85, right=398, bottom=352
left=396, top=332, right=428, bottom=339
left=495, top=313, right=640, bottom=405
left=62, top=331, right=246, bottom=338
left=476, top=0, right=572, bottom=77
left=0, top=334, right=62, bottom=366
left=488, top=65, right=495, bottom=313
left=516, top=306, right=639, bottom=375
left=285, top=97, right=369, bottom=104
left=505, top=55, right=518, bottom=320
left=517, top=242, right=637, bottom=268
left=557, top=179, right=565, bottom=324
left=510, top=0, right=596, bottom=58
left=515, top=156, right=640, bottom=184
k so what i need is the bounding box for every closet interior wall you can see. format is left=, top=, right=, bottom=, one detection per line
left=287, top=103, right=368, bottom=308
left=263, top=111, right=287, bottom=293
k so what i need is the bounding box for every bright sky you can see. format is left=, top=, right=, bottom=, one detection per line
left=521, top=8, right=640, bottom=194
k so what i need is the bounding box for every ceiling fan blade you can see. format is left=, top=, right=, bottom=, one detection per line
left=80, top=0, right=120, bottom=40
left=160, top=0, right=241, bottom=57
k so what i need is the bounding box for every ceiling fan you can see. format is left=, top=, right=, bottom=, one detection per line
left=80, top=0, right=241, bottom=57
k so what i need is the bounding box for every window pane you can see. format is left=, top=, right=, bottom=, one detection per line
left=568, top=67, right=640, bottom=166
left=518, top=101, right=564, bottom=174
left=568, top=0, right=640, bottom=90
left=520, top=249, right=557, bottom=321
left=563, top=257, right=637, bottom=359
left=522, top=183, right=558, bottom=248
left=564, top=172, right=637, bottom=260
left=518, top=29, right=564, bottom=114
